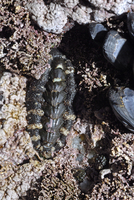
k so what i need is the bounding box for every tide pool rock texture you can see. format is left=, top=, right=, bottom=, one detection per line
left=27, top=0, right=134, bottom=34
left=0, top=0, right=134, bottom=199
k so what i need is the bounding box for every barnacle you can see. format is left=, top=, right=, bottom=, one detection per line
left=0, top=71, right=27, bottom=145
left=26, top=49, right=76, bottom=158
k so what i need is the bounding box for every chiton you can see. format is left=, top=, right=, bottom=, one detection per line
left=26, top=49, right=76, bottom=158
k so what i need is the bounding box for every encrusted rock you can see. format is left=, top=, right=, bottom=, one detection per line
left=110, top=133, right=134, bottom=176
left=27, top=0, right=134, bottom=34
left=0, top=0, right=61, bottom=79
left=27, top=2, right=68, bottom=34
left=0, top=72, right=27, bottom=143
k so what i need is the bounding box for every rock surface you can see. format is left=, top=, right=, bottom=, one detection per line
left=0, top=0, right=134, bottom=199
left=27, top=0, right=134, bottom=34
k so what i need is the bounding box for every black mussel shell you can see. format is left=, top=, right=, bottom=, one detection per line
left=89, top=23, right=107, bottom=44
left=103, top=30, right=133, bottom=70
left=109, top=87, right=134, bottom=132
left=127, top=12, right=134, bottom=40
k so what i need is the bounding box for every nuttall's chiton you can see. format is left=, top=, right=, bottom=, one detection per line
left=26, top=49, right=76, bottom=157
left=109, top=87, right=134, bottom=132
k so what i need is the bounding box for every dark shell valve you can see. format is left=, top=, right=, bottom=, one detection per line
left=109, top=87, right=134, bottom=132
left=26, top=49, right=76, bottom=158
left=127, top=12, right=134, bottom=40
left=103, top=30, right=133, bottom=71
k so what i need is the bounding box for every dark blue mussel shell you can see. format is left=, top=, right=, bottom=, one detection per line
left=109, top=87, right=134, bottom=132
left=89, top=23, right=107, bottom=43
left=103, top=30, right=133, bottom=70
left=89, top=18, right=134, bottom=71
left=127, top=12, right=134, bottom=40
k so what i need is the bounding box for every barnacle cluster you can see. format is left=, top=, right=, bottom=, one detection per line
left=0, top=72, right=27, bottom=146
left=0, top=0, right=61, bottom=79
left=0, top=72, right=37, bottom=199
left=25, top=150, right=81, bottom=200
left=85, top=133, right=134, bottom=199
left=110, top=133, right=134, bottom=176
left=87, top=173, right=134, bottom=199
left=26, top=0, right=133, bottom=34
